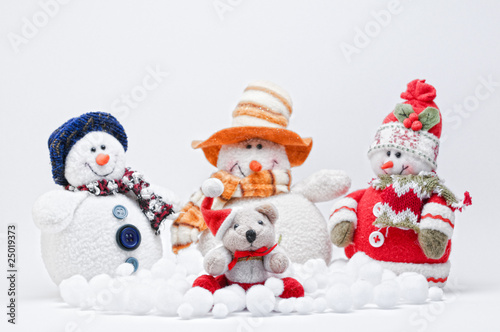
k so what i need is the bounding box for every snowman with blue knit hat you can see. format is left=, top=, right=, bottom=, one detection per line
left=33, top=112, right=178, bottom=284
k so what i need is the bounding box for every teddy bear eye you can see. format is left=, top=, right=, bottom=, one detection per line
left=234, top=224, right=239, bottom=229
left=91, top=147, right=96, bottom=153
left=395, top=152, right=401, bottom=158
left=258, top=220, right=264, bottom=225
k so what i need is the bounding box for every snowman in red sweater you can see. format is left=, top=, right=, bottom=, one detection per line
left=329, top=79, right=471, bottom=287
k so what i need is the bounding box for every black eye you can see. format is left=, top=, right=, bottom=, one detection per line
left=256, top=144, right=263, bottom=150
left=258, top=220, right=264, bottom=225
left=234, top=224, right=239, bottom=229
left=395, top=152, right=401, bottom=158
left=246, top=145, right=252, bottom=149
left=100, top=145, right=106, bottom=150
left=386, top=151, right=391, bottom=157
left=91, top=147, right=96, bottom=153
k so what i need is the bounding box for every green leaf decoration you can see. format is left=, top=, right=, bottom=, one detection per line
left=394, top=103, right=415, bottom=123
left=418, top=107, right=440, bottom=131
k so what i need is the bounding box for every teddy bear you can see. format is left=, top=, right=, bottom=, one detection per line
left=171, top=80, right=350, bottom=264
left=192, top=178, right=304, bottom=298
left=32, top=112, right=177, bottom=284
left=328, top=80, right=471, bottom=286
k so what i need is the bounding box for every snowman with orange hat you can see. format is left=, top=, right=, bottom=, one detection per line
left=329, top=79, right=471, bottom=286
left=171, top=81, right=351, bottom=263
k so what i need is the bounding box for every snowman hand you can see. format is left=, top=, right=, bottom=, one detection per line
left=330, top=221, right=355, bottom=247
left=418, top=229, right=448, bottom=259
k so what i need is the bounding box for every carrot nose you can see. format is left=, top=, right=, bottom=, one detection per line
left=249, top=160, right=262, bottom=172
left=381, top=161, right=394, bottom=170
left=96, top=153, right=110, bottom=166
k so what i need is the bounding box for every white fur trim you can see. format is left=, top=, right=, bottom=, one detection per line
left=420, top=202, right=455, bottom=238
left=328, top=197, right=358, bottom=232
left=375, top=259, right=451, bottom=287
left=367, top=122, right=439, bottom=169
left=215, top=208, right=240, bottom=241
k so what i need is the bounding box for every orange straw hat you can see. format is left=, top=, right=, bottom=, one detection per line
left=192, top=81, right=313, bottom=167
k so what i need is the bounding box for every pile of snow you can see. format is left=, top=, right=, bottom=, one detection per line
left=59, top=250, right=444, bottom=318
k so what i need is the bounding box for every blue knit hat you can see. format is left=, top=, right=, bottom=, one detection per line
left=48, top=112, right=128, bottom=186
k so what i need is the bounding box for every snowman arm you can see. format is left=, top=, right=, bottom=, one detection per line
left=328, top=189, right=366, bottom=233
left=420, top=195, right=455, bottom=238
left=32, top=190, right=88, bottom=234
left=147, top=183, right=181, bottom=219
left=291, top=170, right=351, bottom=203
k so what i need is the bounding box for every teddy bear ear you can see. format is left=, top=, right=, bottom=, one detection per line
left=256, top=203, right=279, bottom=224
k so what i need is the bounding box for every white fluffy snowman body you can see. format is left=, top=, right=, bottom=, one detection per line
left=33, top=132, right=168, bottom=284
left=196, top=138, right=351, bottom=264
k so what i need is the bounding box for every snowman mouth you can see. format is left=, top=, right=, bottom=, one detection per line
left=399, top=165, right=409, bottom=175
left=85, top=163, right=115, bottom=177
left=230, top=163, right=246, bottom=177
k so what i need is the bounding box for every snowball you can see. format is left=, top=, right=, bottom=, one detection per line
left=177, top=303, right=194, bottom=319
left=212, top=303, right=229, bottom=318
left=124, top=282, right=154, bottom=314
left=101, top=277, right=127, bottom=312
left=213, top=285, right=246, bottom=312
left=246, top=285, right=276, bottom=316
left=428, top=287, right=443, bottom=301
left=295, top=297, right=314, bottom=314
left=59, top=275, right=93, bottom=308
left=315, top=273, right=329, bottom=289
left=176, top=247, right=204, bottom=276
left=346, top=252, right=371, bottom=274
left=115, top=263, right=134, bottom=277
left=351, top=279, right=374, bottom=309
left=326, top=284, right=352, bottom=313
left=313, top=297, right=328, bottom=313
left=265, top=277, right=284, bottom=296
left=303, top=259, right=328, bottom=275
left=275, top=298, right=295, bottom=314
left=329, top=258, right=348, bottom=271
left=182, top=287, right=213, bottom=317
left=399, top=273, right=429, bottom=304
left=381, top=269, right=397, bottom=282
left=373, top=280, right=400, bottom=309
left=358, top=262, right=383, bottom=285
left=167, top=277, right=191, bottom=294
left=151, top=259, right=176, bottom=280
left=174, top=264, right=188, bottom=277
left=329, top=271, right=353, bottom=286
left=202, top=178, right=224, bottom=197
left=186, top=274, right=197, bottom=286
left=154, top=285, right=183, bottom=316
left=303, top=277, right=318, bottom=293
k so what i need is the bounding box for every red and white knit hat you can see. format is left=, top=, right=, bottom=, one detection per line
left=200, top=178, right=239, bottom=240
left=367, top=79, right=442, bottom=169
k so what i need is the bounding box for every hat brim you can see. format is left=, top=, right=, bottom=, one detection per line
left=192, top=127, right=313, bottom=168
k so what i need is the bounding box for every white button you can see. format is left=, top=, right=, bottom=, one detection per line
left=369, top=231, right=385, bottom=248
left=372, top=202, right=383, bottom=217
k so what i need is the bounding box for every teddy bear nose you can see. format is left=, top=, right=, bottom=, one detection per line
left=246, top=229, right=257, bottom=243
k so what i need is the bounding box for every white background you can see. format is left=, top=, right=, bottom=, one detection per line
left=1, top=0, right=499, bottom=331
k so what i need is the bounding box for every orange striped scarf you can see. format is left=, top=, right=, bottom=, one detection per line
left=172, top=170, right=291, bottom=252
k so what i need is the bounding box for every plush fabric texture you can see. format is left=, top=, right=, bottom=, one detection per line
left=192, top=275, right=303, bottom=298
left=200, top=196, right=238, bottom=241
left=291, top=169, right=351, bottom=203
left=66, top=168, right=173, bottom=233
left=367, top=79, right=442, bottom=169
left=191, top=81, right=312, bottom=167
left=172, top=169, right=290, bottom=252
left=49, top=112, right=128, bottom=186
left=33, top=191, right=163, bottom=284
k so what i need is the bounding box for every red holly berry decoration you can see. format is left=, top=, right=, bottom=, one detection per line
left=411, top=121, right=423, bottom=131
left=409, top=113, right=419, bottom=121
left=403, top=118, right=412, bottom=128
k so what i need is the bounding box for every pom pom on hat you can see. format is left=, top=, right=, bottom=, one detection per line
left=48, top=112, right=128, bottom=186
left=201, top=178, right=224, bottom=198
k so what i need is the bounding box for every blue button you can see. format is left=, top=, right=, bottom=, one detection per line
left=125, top=257, right=139, bottom=273
left=116, top=224, right=141, bottom=251
left=113, top=205, right=128, bottom=220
